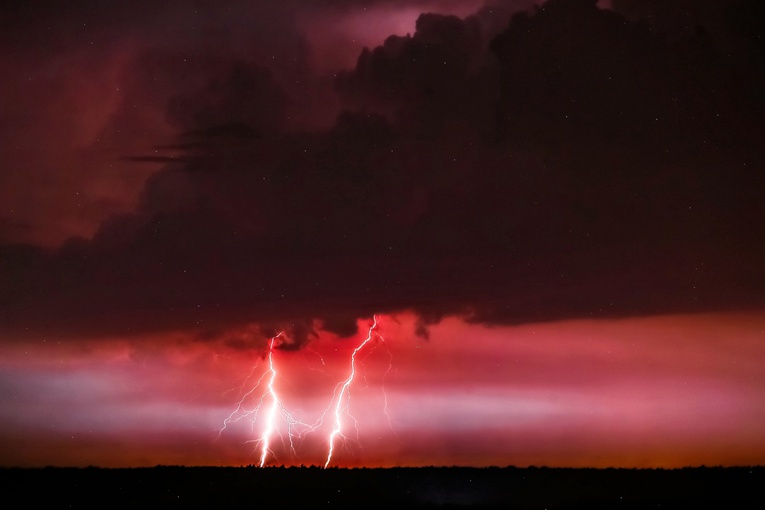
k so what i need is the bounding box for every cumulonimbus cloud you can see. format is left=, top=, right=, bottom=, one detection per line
left=1, top=0, right=763, bottom=346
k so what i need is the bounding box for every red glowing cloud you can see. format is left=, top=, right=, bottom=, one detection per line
left=300, top=1, right=486, bottom=73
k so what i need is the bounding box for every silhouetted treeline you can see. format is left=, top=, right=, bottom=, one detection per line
left=1, top=465, right=763, bottom=508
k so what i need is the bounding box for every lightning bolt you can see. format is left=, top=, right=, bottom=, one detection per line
left=217, top=332, right=310, bottom=467
left=256, top=333, right=289, bottom=466
left=217, top=315, right=392, bottom=468
left=324, top=314, right=382, bottom=468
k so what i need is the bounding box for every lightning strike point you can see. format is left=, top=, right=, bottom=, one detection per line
left=218, top=332, right=311, bottom=467
left=324, top=315, right=382, bottom=468
left=257, top=334, right=282, bottom=467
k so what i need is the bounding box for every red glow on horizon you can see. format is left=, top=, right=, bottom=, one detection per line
left=1, top=310, right=764, bottom=468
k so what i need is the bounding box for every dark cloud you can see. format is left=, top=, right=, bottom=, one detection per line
left=335, top=11, right=490, bottom=138
left=0, top=0, right=327, bottom=247
left=1, top=0, right=764, bottom=346
left=332, top=3, right=542, bottom=139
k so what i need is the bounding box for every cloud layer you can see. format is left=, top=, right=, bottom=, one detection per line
left=1, top=0, right=764, bottom=345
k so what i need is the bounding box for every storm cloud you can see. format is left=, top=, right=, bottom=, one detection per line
left=1, top=0, right=764, bottom=346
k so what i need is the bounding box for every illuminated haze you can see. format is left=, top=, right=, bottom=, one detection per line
left=0, top=0, right=764, bottom=468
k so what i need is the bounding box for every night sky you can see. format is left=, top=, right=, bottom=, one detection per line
left=1, top=0, right=764, bottom=469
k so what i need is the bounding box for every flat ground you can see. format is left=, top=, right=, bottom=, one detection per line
left=2, top=465, right=763, bottom=508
